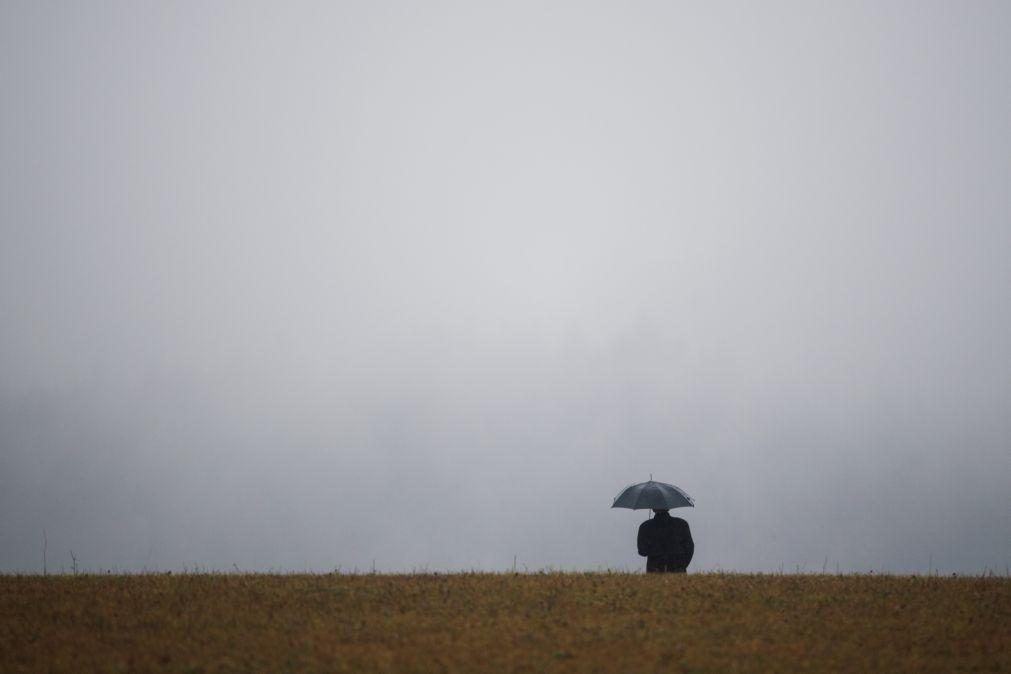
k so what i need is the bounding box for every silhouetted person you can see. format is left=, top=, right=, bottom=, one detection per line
left=638, top=509, right=694, bottom=573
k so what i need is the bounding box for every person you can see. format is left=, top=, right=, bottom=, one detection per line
left=637, top=509, right=694, bottom=573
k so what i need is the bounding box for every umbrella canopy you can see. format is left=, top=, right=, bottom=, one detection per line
left=612, top=480, right=694, bottom=510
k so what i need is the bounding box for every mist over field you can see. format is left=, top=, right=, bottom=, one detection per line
left=2, top=1, right=1009, bottom=575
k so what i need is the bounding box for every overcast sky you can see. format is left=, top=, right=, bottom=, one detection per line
left=2, top=1, right=1009, bottom=575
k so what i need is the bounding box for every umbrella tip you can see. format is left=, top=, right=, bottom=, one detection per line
left=649, top=473, right=653, bottom=481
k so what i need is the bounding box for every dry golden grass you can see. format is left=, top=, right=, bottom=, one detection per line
left=1, top=572, right=1008, bottom=673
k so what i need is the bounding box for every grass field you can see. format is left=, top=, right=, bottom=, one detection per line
left=2, top=572, right=1008, bottom=673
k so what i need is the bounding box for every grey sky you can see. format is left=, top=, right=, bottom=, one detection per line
left=2, top=1, right=1009, bottom=574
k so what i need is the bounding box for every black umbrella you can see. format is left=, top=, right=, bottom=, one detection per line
left=612, top=479, right=694, bottom=510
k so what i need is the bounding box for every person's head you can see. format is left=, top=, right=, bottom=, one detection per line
left=653, top=509, right=670, bottom=516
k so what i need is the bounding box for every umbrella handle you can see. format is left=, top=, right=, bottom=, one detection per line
left=648, top=475, right=653, bottom=519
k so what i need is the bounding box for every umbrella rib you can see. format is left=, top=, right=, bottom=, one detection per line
left=634, top=483, right=649, bottom=510
left=615, top=483, right=638, bottom=508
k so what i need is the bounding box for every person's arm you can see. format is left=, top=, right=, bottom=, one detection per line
left=674, top=520, right=694, bottom=567
left=637, top=522, right=651, bottom=557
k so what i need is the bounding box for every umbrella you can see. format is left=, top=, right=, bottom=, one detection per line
left=612, top=479, right=694, bottom=510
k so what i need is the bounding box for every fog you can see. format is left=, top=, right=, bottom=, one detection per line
left=2, top=1, right=1009, bottom=575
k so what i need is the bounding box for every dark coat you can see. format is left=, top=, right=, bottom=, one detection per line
left=637, top=512, right=694, bottom=572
